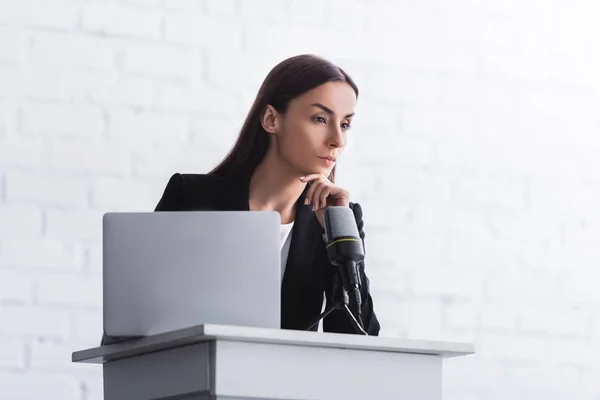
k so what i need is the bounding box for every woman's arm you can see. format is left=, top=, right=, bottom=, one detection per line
left=323, top=202, right=381, bottom=336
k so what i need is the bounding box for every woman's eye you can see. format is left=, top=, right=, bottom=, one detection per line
left=313, top=116, right=326, bottom=124
left=342, top=123, right=352, bottom=130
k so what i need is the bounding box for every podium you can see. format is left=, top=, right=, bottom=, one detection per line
left=72, top=324, right=474, bottom=400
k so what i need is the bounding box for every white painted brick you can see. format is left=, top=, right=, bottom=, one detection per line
left=444, top=302, right=479, bottom=329
left=124, top=0, right=162, bottom=6
left=484, top=269, right=559, bottom=304
left=81, top=3, right=163, bottom=39
left=0, top=371, right=80, bottom=400
left=0, top=0, right=78, bottom=30
left=0, top=305, right=71, bottom=337
left=164, top=13, right=242, bottom=49
left=349, top=102, right=403, bottom=138
left=0, top=64, right=63, bottom=102
left=400, top=300, right=444, bottom=341
left=164, top=0, right=204, bottom=11
left=45, top=209, right=104, bottom=242
left=287, top=0, right=326, bottom=26
left=451, top=174, right=526, bottom=211
left=351, top=166, right=452, bottom=205
left=238, top=23, right=288, bottom=53
left=80, top=374, right=104, bottom=400
left=364, top=231, right=445, bottom=271
left=395, top=74, right=444, bottom=107
left=35, top=273, right=101, bottom=309
left=206, top=52, right=279, bottom=89
left=352, top=133, right=435, bottom=167
left=5, top=171, right=89, bottom=207
left=367, top=268, right=409, bottom=299
left=238, top=1, right=287, bottom=23
left=29, top=32, right=118, bottom=73
left=205, top=0, right=237, bottom=16
left=0, top=270, right=34, bottom=303
left=413, top=267, right=482, bottom=300
left=109, top=109, right=190, bottom=144
left=120, top=42, right=204, bottom=81
left=354, top=65, right=407, bottom=104
left=519, top=307, right=589, bottom=336
left=323, top=0, right=368, bottom=31
left=132, top=143, right=226, bottom=179
left=399, top=107, right=477, bottom=141
left=481, top=303, right=519, bottom=331
left=85, top=245, right=102, bottom=276
left=411, top=205, right=491, bottom=237
left=559, top=268, right=600, bottom=305
left=0, top=237, right=83, bottom=271
left=109, top=75, right=157, bottom=108
left=156, top=82, right=240, bottom=116
left=443, top=358, right=507, bottom=392
left=0, top=206, right=42, bottom=236
left=506, top=364, right=584, bottom=394
left=486, top=212, right=562, bottom=244
left=397, top=13, right=478, bottom=73
left=350, top=200, right=411, bottom=233
left=189, top=114, right=244, bottom=148
left=440, top=75, right=487, bottom=110
left=42, top=139, right=131, bottom=176
left=479, top=334, right=600, bottom=364
left=0, top=26, right=30, bottom=67
left=71, top=311, right=102, bottom=342
left=581, top=368, right=600, bottom=394
left=0, top=100, right=18, bottom=138
left=91, top=177, right=161, bottom=210
left=30, top=339, right=97, bottom=373
left=6, top=136, right=128, bottom=177
left=0, top=335, right=27, bottom=369
left=22, top=103, right=105, bottom=138
left=0, top=137, right=44, bottom=168
left=446, top=236, right=519, bottom=270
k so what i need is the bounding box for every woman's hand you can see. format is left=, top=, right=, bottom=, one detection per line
left=300, top=174, right=350, bottom=228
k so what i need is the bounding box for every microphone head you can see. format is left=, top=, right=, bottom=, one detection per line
left=324, top=206, right=360, bottom=241
left=323, top=206, right=364, bottom=265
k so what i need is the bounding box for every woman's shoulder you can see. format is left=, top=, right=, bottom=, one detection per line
left=155, top=172, right=226, bottom=211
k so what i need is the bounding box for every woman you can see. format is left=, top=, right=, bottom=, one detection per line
left=101, top=54, right=379, bottom=346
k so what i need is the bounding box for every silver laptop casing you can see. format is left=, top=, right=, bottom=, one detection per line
left=102, top=211, right=281, bottom=337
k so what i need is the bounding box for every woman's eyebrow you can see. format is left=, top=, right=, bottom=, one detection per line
left=310, top=103, right=355, bottom=118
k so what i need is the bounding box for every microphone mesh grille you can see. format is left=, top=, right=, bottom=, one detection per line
left=325, top=206, right=360, bottom=239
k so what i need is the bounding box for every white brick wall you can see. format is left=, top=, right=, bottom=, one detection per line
left=0, top=0, right=599, bottom=398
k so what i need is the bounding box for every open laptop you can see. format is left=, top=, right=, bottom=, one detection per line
left=102, top=210, right=281, bottom=337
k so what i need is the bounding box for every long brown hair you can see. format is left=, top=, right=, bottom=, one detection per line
left=209, top=54, right=359, bottom=183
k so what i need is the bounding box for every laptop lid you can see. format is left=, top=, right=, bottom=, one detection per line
left=102, top=210, right=281, bottom=337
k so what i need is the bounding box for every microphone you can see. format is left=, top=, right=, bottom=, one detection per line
left=323, top=206, right=364, bottom=325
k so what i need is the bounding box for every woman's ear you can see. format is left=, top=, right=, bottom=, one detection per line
left=261, top=105, right=279, bottom=134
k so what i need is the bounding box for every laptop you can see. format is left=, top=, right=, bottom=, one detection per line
left=102, top=210, right=281, bottom=337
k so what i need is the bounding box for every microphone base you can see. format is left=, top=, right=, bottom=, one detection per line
left=305, top=271, right=368, bottom=335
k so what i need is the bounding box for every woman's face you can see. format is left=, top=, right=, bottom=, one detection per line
left=264, top=81, right=357, bottom=177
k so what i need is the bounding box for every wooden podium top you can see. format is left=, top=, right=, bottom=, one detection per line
left=72, top=324, right=474, bottom=364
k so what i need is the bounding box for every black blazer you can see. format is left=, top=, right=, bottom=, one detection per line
left=101, top=172, right=380, bottom=345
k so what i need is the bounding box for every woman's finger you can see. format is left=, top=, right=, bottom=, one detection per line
left=305, top=180, right=318, bottom=206
left=319, top=187, right=330, bottom=210
left=310, top=181, right=326, bottom=210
